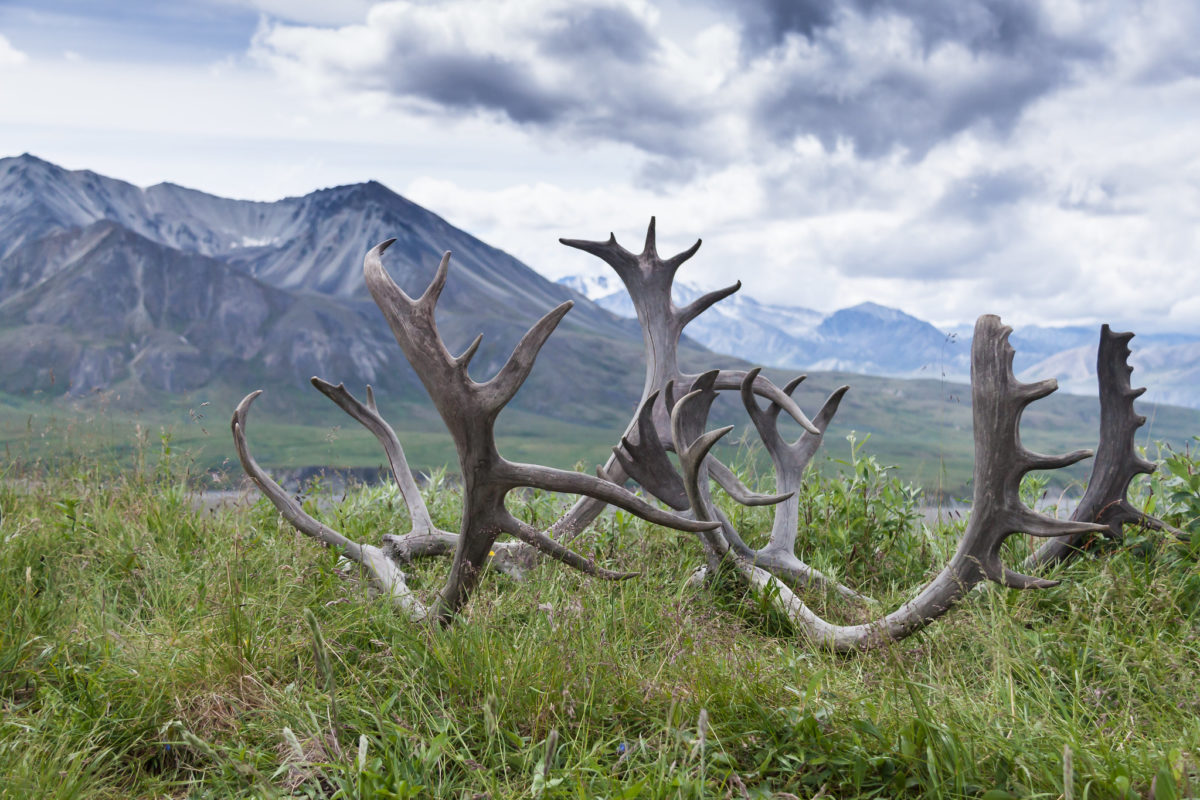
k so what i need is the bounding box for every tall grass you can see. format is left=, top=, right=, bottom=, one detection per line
left=1, top=439, right=1198, bottom=798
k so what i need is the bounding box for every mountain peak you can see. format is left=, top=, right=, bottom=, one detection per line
left=840, top=301, right=913, bottom=323
left=7, top=153, right=54, bottom=166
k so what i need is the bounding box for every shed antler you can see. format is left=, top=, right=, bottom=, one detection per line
left=235, top=242, right=717, bottom=625
left=553, top=219, right=852, bottom=596
left=672, top=315, right=1108, bottom=651
left=1026, top=325, right=1187, bottom=568
left=735, top=369, right=868, bottom=600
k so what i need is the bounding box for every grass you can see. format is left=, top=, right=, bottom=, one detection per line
left=2, top=435, right=1200, bottom=798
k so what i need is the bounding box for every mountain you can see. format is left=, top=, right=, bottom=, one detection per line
left=2, top=154, right=1196, bottom=485
left=0, top=221, right=399, bottom=398
left=562, top=274, right=966, bottom=379
left=1025, top=340, right=1200, bottom=410
left=561, top=274, right=1200, bottom=409
left=0, top=154, right=730, bottom=428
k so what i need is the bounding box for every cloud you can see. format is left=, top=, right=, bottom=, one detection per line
left=0, top=33, right=29, bottom=66
left=248, top=0, right=1135, bottom=165
left=252, top=0, right=715, bottom=157
left=739, top=2, right=1106, bottom=159
left=6, top=0, right=1200, bottom=337
left=932, top=167, right=1041, bottom=221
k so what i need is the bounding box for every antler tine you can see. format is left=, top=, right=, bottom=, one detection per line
left=480, top=300, right=574, bottom=411
left=363, top=238, right=414, bottom=306
left=679, top=282, right=741, bottom=330
left=708, top=458, right=795, bottom=507
left=642, top=216, right=658, bottom=259
left=739, top=368, right=777, bottom=450
left=662, top=238, right=702, bottom=274
left=231, top=391, right=429, bottom=620
left=417, top=250, right=452, bottom=307
left=309, top=377, right=439, bottom=534
left=455, top=333, right=484, bottom=370
left=559, top=232, right=641, bottom=281
left=1026, top=324, right=1182, bottom=569
left=762, top=374, right=807, bottom=423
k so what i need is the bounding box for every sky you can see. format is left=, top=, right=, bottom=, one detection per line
left=1, top=0, right=1198, bottom=333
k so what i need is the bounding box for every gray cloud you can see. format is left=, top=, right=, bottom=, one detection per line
left=733, top=0, right=837, bottom=48
left=255, top=0, right=1192, bottom=169
left=379, top=50, right=570, bottom=124
left=729, top=0, right=1073, bottom=57
left=741, top=0, right=1106, bottom=158
left=260, top=1, right=705, bottom=158
left=537, top=4, right=659, bottom=63
left=932, top=168, right=1040, bottom=222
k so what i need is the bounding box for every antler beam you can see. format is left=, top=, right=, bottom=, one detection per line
left=671, top=315, right=1108, bottom=651
left=235, top=241, right=718, bottom=626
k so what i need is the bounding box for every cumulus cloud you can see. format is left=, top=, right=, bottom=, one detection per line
left=11, top=0, right=1195, bottom=334
left=252, top=0, right=720, bottom=157
left=251, top=0, right=1129, bottom=162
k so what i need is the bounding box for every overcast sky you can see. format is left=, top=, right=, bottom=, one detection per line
left=1, top=0, right=1198, bottom=333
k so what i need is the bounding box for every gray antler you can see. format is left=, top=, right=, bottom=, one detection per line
left=672, top=315, right=1109, bottom=651
left=232, top=391, right=430, bottom=621
left=551, top=220, right=838, bottom=594
left=1026, top=325, right=1187, bottom=568
left=235, top=241, right=718, bottom=626
left=733, top=369, right=869, bottom=600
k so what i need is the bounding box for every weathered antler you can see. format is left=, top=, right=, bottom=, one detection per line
left=734, top=369, right=868, bottom=600
left=1026, top=325, right=1187, bottom=568
left=547, top=219, right=834, bottom=595
left=673, top=315, right=1109, bottom=651
left=236, top=242, right=720, bottom=625
left=559, top=218, right=819, bottom=435
left=232, top=392, right=430, bottom=620
left=621, top=368, right=865, bottom=600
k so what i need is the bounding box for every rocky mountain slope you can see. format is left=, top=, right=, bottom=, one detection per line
left=0, top=154, right=724, bottom=427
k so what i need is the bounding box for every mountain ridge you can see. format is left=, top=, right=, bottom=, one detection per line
left=559, top=273, right=1200, bottom=409
left=0, top=153, right=724, bottom=429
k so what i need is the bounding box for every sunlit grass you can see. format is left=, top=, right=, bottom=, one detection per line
left=1, top=440, right=1198, bottom=798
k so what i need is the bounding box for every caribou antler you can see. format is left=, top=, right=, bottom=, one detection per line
left=232, top=392, right=430, bottom=621
left=1026, top=325, right=1187, bottom=568
left=559, top=218, right=820, bottom=435
left=673, top=315, right=1109, bottom=651
left=235, top=242, right=718, bottom=625
left=547, top=219, right=843, bottom=600
left=734, top=369, right=869, bottom=601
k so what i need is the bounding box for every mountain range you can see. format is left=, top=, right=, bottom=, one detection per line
left=0, top=150, right=1195, bottom=485
left=560, top=273, right=1200, bottom=409
left=1, top=153, right=741, bottom=430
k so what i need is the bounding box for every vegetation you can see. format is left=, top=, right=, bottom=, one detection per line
left=6, top=366, right=1200, bottom=500
left=2, top=434, right=1199, bottom=798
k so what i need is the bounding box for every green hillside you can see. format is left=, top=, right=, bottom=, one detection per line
left=4, top=363, right=1197, bottom=498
